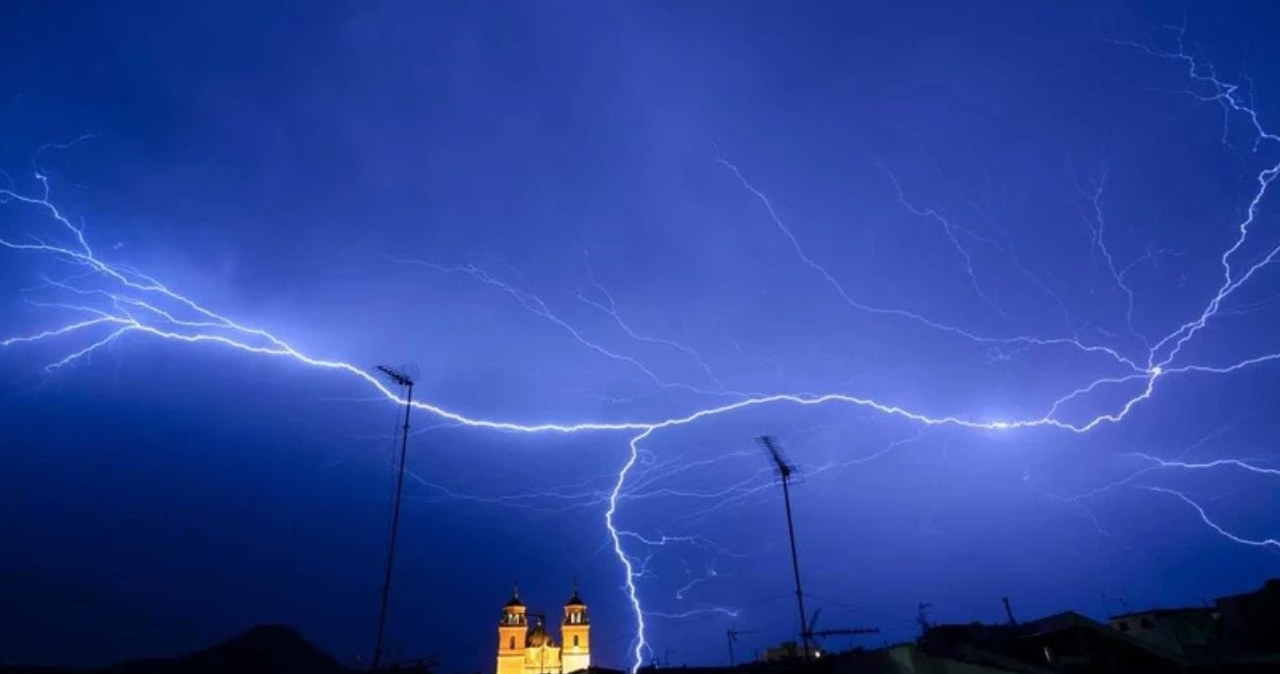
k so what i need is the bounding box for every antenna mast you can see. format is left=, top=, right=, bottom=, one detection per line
left=372, top=365, right=416, bottom=671
left=758, top=435, right=812, bottom=659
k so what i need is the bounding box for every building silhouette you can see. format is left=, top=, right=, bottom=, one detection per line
left=496, top=585, right=591, bottom=674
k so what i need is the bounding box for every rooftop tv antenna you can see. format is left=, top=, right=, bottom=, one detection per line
left=808, top=624, right=881, bottom=646
left=804, top=603, right=879, bottom=653
left=758, top=435, right=813, bottom=659
left=372, top=365, right=416, bottom=671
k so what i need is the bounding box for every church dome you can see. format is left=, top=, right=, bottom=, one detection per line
left=527, top=622, right=552, bottom=647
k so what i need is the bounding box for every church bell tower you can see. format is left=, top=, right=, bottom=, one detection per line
left=497, top=586, right=528, bottom=674
left=560, top=584, right=590, bottom=674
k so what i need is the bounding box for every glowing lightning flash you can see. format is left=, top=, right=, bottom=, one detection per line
left=1142, top=487, right=1280, bottom=550
left=7, top=31, right=1280, bottom=673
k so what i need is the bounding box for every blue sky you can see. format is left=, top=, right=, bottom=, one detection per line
left=4, top=1, right=1280, bottom=671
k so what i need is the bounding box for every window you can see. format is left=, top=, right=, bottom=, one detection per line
left=574, top=635, right=580, bottom=647
left=509, top=636, right=516, bottom=650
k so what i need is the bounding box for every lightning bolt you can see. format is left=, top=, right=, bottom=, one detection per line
left=675, top=561, right=720, bottom=601
left=606, top=430, right=651, bottom=668
left=647, top=608, right=741, bottom=620
left=1072, top=165, right=1150, bottom=351
left=715, top=155, right=1148, bottom=372
left=1142, top=487, right=1280, bottom=550
left=883, top=167, right=1013, bottom=320
left=388, top=257, right=744, bottom=399
left=575, top=263, right=730, bottom=394
left=1109, top=27, right=1280, bottom=372
left=1126, top=453, right=1280, bottom=477
left=1029, top=419, right=1280, bottom=550
left=8, top=28, right=1280, bottom=673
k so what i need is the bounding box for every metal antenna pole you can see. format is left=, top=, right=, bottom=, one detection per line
left=373, top=365, right=415, bottom=671
left=779, top=466, right=810, bottom=656
left=758, top=435, right=811, bottom=659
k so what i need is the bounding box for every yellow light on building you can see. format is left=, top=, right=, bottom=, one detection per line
left=495, top=584, right=591, bottom=674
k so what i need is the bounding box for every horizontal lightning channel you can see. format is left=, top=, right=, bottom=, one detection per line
left=1127, top=452, right=1280, bottom=477
left=7, top=31, right=1280, bottom=673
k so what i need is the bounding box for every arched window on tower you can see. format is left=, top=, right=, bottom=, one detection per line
left=509, top=636, right=516, bottom=650
left=573, top=635, right=580, bottom=647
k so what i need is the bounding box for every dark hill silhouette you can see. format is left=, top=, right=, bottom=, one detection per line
left=2, top=625, right=350, bottom=674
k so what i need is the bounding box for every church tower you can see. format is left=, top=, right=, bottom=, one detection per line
left=497, top=586, right=529, bottom=674
left=560, top=584, right=590, bottom=674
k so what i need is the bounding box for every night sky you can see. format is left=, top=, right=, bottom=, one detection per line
left=4, top=2, right=1280, bottom=672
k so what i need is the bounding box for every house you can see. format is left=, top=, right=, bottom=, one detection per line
left=1107, top=608, right=1217, bottom=659
left=1215, top=578, right=1280, bottom=658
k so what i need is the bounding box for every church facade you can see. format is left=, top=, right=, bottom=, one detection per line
left=496, top=586, right=590, bottom=674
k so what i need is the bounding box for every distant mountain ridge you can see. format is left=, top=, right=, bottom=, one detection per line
left=2, top=625, right=350, bottom=674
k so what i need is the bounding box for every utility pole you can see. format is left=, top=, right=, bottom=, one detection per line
left=372, top=365, right=415, bottom=671
left=758, top=435, right=812, bottom=659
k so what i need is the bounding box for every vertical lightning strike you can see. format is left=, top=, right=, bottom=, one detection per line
left=606, top=429, right=653, bottom=670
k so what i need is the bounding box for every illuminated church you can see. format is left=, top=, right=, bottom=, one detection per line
left=496, top=585, right=590, bottom=674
